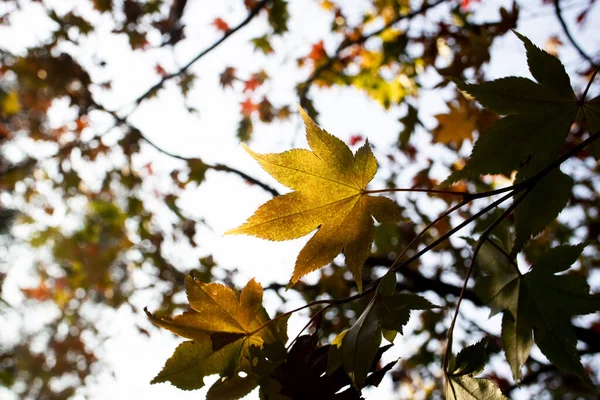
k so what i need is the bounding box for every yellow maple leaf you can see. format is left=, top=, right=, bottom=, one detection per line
left=145, top=276, right=279, bottom=391
left=226, top=107, right=402, bottom=291
left=433, top=99, right=476, bottom=146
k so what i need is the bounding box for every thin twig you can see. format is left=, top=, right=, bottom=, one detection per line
left=286, top=305, right=332, bottom=350
left=389, top=198, right=471, bottom=271
left=554, top=0, right=598, bottom=67
left=442, top=185, right=531, bottom=373
left=364, top=187, right=469, bottom=197
left=127, top=0, right=271, bottom=111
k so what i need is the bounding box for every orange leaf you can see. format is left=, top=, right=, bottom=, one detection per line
left=308, top=40, right=327, bottom=62
left=240, top=98, right=258, bottom=116
left=212, top=17, right=230, bottom=32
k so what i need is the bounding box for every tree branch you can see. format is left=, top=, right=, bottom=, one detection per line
left=128, top=0, right=271, bottom=110
left=554, top=0, right=598, bottom=67
left=298, top=0, right=448, bottom=101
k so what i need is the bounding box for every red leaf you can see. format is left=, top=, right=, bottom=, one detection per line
left=212, top=17, right=230, bottom=32
left=243, top=75, right=262, bottom=93
left=155, top=64, right=167, bottom=77
left=308, top=40, right=327, bottom=62
left=348, top=134, right=364, bottom=146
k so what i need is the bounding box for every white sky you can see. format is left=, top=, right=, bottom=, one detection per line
left=0, top=0, right=599, bottom=399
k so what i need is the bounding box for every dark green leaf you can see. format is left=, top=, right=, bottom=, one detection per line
left=531, top=243, right=586, bottom=274
left=341, top=298, right=382, bottom=388
left=583, top=95, right=600, bottom=159
left=456, top=77, right=572, bottom=116
left=398, top=103, right=420, bottom=149
left=378, top=293, right=437, bottom=334
left=513, top=169, right=573, bottom=254
left=452, top=338, right=489, bottom=376
left=514, top=31, right=575, bottom=99
left=501, top=311, right=532, bottom=381
left=445, top=105, right=576, bottom=185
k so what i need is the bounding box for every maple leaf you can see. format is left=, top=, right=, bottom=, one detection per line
left=442, top=32, right=598, bottom=252
left=219, top=67, right=237, bottom=88
left=240, top=98, right=258, bottom=116
left=253, top=334, right=394, bottom=399
left=243, top=76, right=262, bottom=93
left=473, top=240, right=600, bottom=384
left=226, top=107, right=403, bottom=291
left=328, top=273, right=436, bottom=388
left=446, top=339, right=507, bottom=400
left=145, top=276, right=283, bottom=391
left=433, top=98, right=476, bottom=146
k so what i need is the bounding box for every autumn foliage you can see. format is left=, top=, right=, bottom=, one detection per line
left=1, top=1, right=600, bottom=399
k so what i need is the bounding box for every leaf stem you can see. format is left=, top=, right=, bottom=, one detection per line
left=391, top=191, right=515, bottom=275
left=485, top=237, right=521, bottom=275
left=582, top=64, right=600, bottom=101
left=389, top=198, right=471, bottom=271
left=364, top=187, right=469, bottom=197
left=286, top=305, right=332, bottom=350
left=554, top=0, right=598, bottom=69
left=248, top=289, right=374, bottom=337
left=442, top=185, right=531, bottom=373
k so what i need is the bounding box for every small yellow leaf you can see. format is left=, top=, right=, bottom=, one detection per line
left=1, top=90, right=22, bottom=115
left=226, top=106, right=402, bottom=291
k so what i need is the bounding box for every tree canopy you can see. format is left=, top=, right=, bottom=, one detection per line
left=1, top=0, right=599, bottom=399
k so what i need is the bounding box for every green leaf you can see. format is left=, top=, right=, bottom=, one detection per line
left=378, top=293, right=437, bottom=334
left=398, top=103, right=420, bottom=149
left=531, top=243, right=586, bottom=274
left=473, top=239, right=519, bottom=317
left=206, top=360, right=257, bottom=400
left=341, top=298, right=382, bottom=388
left=456, top=77, right=571, bottom=116
left=501, top=311, right=532, bottom=381
left=474, top=244, right=600, bottom=385
left=452, top=338, right=489, bottom=376
left=513, top=169, right=573, bottom=254
left=150, top=338, right=245, bottom=390
left=446, top=375, right=508, bottom=400
left=327, top=329, right=346, bottom=375
left=444, top=105, right=576, bottom=185
left=583, top=95, right=600, bottom=159
left=444, top=34, right=581, bottom=186
left=513, top=31, right=575, bottom=99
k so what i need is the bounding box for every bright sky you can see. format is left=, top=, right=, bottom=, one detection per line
left=0, top=0, right=599, bottom=399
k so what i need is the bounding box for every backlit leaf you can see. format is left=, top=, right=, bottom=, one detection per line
left=452, top=338, right=489, bottom=376
left=333, top=272, right=436, bottom=388
left=446, top=375, right=508, bottom=400
left=444, top=33, right=580, bottom=186
left=474, top=243, right=600, bottom=384
left=513, top=31, right=575, bottom=99
left=512, top=169, right=573, bottom=254
left=226, top=107, right=402, bottom=290
left=433, top=99, right=476, bottom=146
left=146, top=276, right=280, bottom=391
